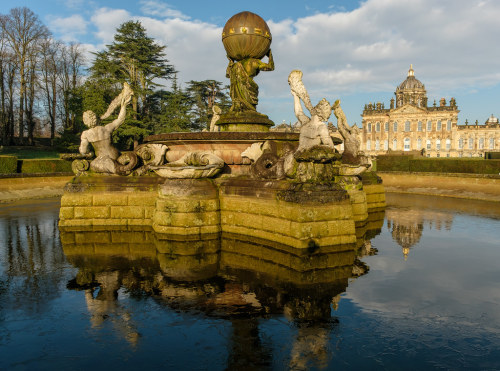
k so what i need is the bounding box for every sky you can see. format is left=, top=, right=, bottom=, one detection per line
left=2, top=0, right=500, bottom=126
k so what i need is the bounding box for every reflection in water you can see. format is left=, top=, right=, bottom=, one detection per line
left=2, top=196, right=499, bottom=369
left=59, top=225, right=381, bottom=370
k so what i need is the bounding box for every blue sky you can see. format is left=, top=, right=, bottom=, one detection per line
left=2, top=0, right=499, bottom=126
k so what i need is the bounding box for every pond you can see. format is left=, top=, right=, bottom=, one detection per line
left=0, top=194, right=499, bottom=370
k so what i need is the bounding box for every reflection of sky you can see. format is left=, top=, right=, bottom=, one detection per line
left=346, top=205, right=500, bottom=335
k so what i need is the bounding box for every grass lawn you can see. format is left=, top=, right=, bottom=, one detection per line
left=0, top=146, right=60, bottom=159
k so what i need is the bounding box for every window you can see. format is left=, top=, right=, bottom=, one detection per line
left=384, top=122, right=389, bottom=132
left=446, top=139, right=451, bottom=150
left=392, top=138, right=397, bottom=150
left=458, top=137, right=463, bottom=149
left=436, top=139, right=441, bottom=150
left=427, top=121, right=432, bottom=131
left=479, top=138, right=484, bottom=149
left=417, top=138, right=422, bottom=149
left=367, top=123, right=372, bottom=132
left=376, top=122, right=380, bottom=132
left=468, top=137, right=474, bottom=149
left=384, top=140, right=388, bottom=150
left=447, top=120, right=451, bottom=130
left=405, top=121, right=411, bottom=132
left=393, top=122, right=398, bottom=132
left=366, top=139, right=371, bottom=150
left=437, top=153, right=440, bottom=158
left=426, top=139, right=431, bottom=150
left=417, top=121, right=422, bottom=132
left=437, top=120, right=442, bottom=131
left=404, top=137, right=411, bottom=151
left=490, top=138, right=495, bottom=149
left=375, top=139, right=380, bottom=150
left=446, top=153, right=450, bottom=157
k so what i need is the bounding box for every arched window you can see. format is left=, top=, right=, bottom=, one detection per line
left=479, top=138, right=484, bottom=149
left=376, top=122, right=380, bottom=132
left=405, top=121, right=411, bottom=131
left=384, top=122, right=389, bottom=132
left=392, top=138, right=397, bottom=150
left=366, top=139, right=371, bottom=150
left=375, top=139, right=380, bottom=150
left=468, top=137, right=474, bottom=149
left=458, top=137, right=463, bottom=149
left=417, top=121, right=422, bottom=132
left=404, top=137, right=411, bottom=151
left=393, top=122, right=398, bottom=132
left=367, top=122, right=372, bottom=132
left=427, top=121, right=432, bottom=131
left=490, top=138, right=495, bottom=149
left=437, top=120, right=442, bottom=131
left=417, top=138, right=422, bottom=149
left=426, top=139, right=431, bottom=150
left=436, top=139, right=441, bottom=150
left=384, top=140, right=388, bottom=150
left=446, top=138, right=451, bottom=150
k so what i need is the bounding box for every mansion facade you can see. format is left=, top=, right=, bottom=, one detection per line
left=361, top=66, right=500, bottom=157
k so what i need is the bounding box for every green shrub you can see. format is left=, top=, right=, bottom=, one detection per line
left=485, top=152, right=500, bottom=160
left=0, top=155, right=18, bottom=174
left=410, top=158, right=500, bottom=174
left=376, top=155, right=410, bottom=171
left=20, top=159, right=73, bottom=173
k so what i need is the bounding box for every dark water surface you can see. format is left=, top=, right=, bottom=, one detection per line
left=0, top=194, right=499, bottom=370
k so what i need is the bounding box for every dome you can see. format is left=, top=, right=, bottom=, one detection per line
left=397, top=65, right=425, bottom=91
left=486, top=114, right=499, bottom=124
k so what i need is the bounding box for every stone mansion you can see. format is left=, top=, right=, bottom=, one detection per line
left=360, top=65, right=500, bottom=157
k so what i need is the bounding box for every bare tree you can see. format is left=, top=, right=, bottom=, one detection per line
left=40, top=38, right=60, bottom=144
left=59, top=42, right=84, bottom=133
left=0, top=7, right=49, bottom=144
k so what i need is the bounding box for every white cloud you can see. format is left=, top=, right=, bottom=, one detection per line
left=139, top=0, right=190, bottom=20
left=82, top=0, right=500, bottom=122
left=47, top=14, right=87, bottom=42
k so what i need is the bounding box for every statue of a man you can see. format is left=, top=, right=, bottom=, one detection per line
left=226, top=50, right=274, bottom=113
left=79, top=83, right=133, bottom=174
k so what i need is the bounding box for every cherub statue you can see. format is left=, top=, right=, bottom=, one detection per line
left=209, top=105, right=222, bottom=132
left=79, top=83, right=134, bottom=174
left=288, top=70, right=334, bottom=151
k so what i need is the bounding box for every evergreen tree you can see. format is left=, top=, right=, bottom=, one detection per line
left=186, top=80, right=230, bottom=131
left=90, top=20, right=175, bottom=119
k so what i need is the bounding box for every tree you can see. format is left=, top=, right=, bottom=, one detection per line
left=186, top=80, right=230, bottom=131
left=0, top=7, right=50, bottom=144
left=90, top=21, right=175, bottom=120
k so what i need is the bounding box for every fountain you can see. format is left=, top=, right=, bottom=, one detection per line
left=59, top=11, right=386, bottom=249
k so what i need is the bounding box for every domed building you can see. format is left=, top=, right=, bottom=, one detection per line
left=360, top=66, right=500, bottom=157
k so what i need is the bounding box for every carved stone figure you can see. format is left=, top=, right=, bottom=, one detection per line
left=209, top=105, right=222, bottom=132
left=79, top=83, right=136, bottom=175
left=226, top=50, right=274, bottom=113
left=150, top=151, right=224, bottom=179
left=288, top=70, right=334, bottom=152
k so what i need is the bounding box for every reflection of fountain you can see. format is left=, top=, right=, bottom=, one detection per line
left=61, top=226, right=377, bottom=368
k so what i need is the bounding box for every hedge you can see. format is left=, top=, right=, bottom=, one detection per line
left=19, top=159, right=73, bottom=173
left=485, top=152, right=500, bottom=160
left=377, top=155, right=500, bottom=174
left=0, top=155, right=18, bottom=174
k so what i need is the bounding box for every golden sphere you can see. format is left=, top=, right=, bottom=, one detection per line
left=222, top=11, right=272, bottom=60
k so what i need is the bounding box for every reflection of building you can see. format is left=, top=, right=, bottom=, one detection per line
left=361, top=65, right=500, bottom=158
left=386, top=208, right=453, bottom=260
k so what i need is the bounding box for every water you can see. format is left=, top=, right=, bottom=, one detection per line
left=0, top=194, right=499, bottom=370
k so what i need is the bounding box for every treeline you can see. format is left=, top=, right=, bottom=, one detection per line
left=0, top=7, right=230, bottom=150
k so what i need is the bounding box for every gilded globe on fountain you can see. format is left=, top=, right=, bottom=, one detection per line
left=222, top=11, right=272, bottom=61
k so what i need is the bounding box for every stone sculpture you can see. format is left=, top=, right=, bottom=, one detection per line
left=217, top=11, right=275, bottom=131
left=209, top=105, right=222, bottom=132
left=288, top=70, right=334, bottom=152
left=79, top=83, right=136, bottom=175
left=150, top=151, right=224, bottom=179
